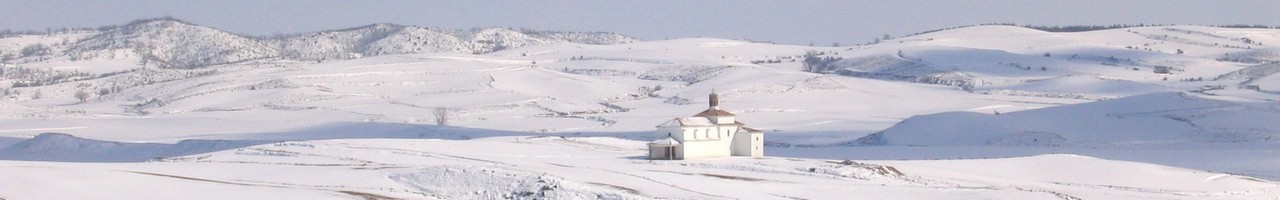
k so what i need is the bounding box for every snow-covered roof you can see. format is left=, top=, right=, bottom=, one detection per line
left=655, top=117, right=716, bottom=127
left=693, top=108, right=735, bottom=117
left=650, top=137, right=680, bottom=145
left=740, top=127, right=764, bottom=133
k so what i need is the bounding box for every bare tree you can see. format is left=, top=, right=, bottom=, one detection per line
left=20, top=44, right=51, bottom=57
left=433, top=107, right=450, bottom=126
left=74, top=90, right=91, bottom=102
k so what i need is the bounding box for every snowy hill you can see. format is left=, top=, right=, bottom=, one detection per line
left=2, top=21, right=1280, bottom=199
left=1, top=18, right=637, bottom=69
left=848, top=92, right=1280, bottom=181
left=271, top=24, right=636, bottom=61
left=855, top=92, right=1280, bottom=146
left=5, top=24, right=1275, bottom=134
left=811, top=25, right=1279, bottom=99
left=68, top=18, right=279, bottom=69
left=3, top=23, right=1279, bottom=143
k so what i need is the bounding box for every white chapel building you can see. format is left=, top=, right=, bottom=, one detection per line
left=648, top=92, right=763, bottom=160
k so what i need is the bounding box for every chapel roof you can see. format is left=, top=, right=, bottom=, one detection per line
left=693, top=108, right=735, bottom=117
left=656, top=117, right=715, bottom=127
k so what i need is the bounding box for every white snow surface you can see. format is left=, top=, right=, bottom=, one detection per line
left=3, top=138, right=1277, bottom=200
left=861, top=92, right=1280, bottom=146
left=2, top=22, right=1280, bottom=199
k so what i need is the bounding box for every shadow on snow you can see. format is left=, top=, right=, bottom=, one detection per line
left=0, top=122, right=649, bottom=162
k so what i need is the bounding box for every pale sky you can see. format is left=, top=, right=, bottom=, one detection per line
left=2, top=0, right=1278, bottom=45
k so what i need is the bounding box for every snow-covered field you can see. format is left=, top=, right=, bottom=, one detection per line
left=3, top=136, right=1277, bottom=199
left=1, top=21, right=1279, bottom=199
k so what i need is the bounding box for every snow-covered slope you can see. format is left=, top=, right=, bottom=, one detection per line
left=856, top=92, right=1280, bottom=146
left=2, top=23, right=1278, bottom=148
left=2, top=137, right=1275, bottom=200
left=7, top=26, right=1275, bottom=136
left=819, top=25, right=1279, bottom=98
left=0, top=133, right=260, bottom=162
left=2, top=21, right=1280, bottom=199
left=1217, top=62, right=1280, bottom=92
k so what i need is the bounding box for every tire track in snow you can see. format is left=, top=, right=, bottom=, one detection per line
left=1106, top=105, right=1238, bottom=118
left=124, top=171, right=279, bottom=187
left=233, top=179, right=428, bottom=198
left=236, top=147, right=389, bottom=166
left=123, top=170, right=405, bottom=199
left=338, top=191, right=402, bottom=200
left=1012, top=187, right=1082, bottom=200
left=1052, top=181, right=1274, bottom=198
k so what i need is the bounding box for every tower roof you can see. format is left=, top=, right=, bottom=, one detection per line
left=693, top=108, right=735, bottom=117
left=696, top=91, right=735, bottom=117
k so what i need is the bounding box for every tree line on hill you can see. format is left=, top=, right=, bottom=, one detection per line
left=879, top=23, right=1280, bottom=45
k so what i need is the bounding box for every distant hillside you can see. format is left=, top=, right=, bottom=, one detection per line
left=269, top=23, right=636, bottom=61
left=69, top=19, right=279, bottom=68
left=802, top=25, right=1280, bottom=98
left=853, top=93, right=1280, bottom=146
left=2, top=18, right=638, bottom=68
